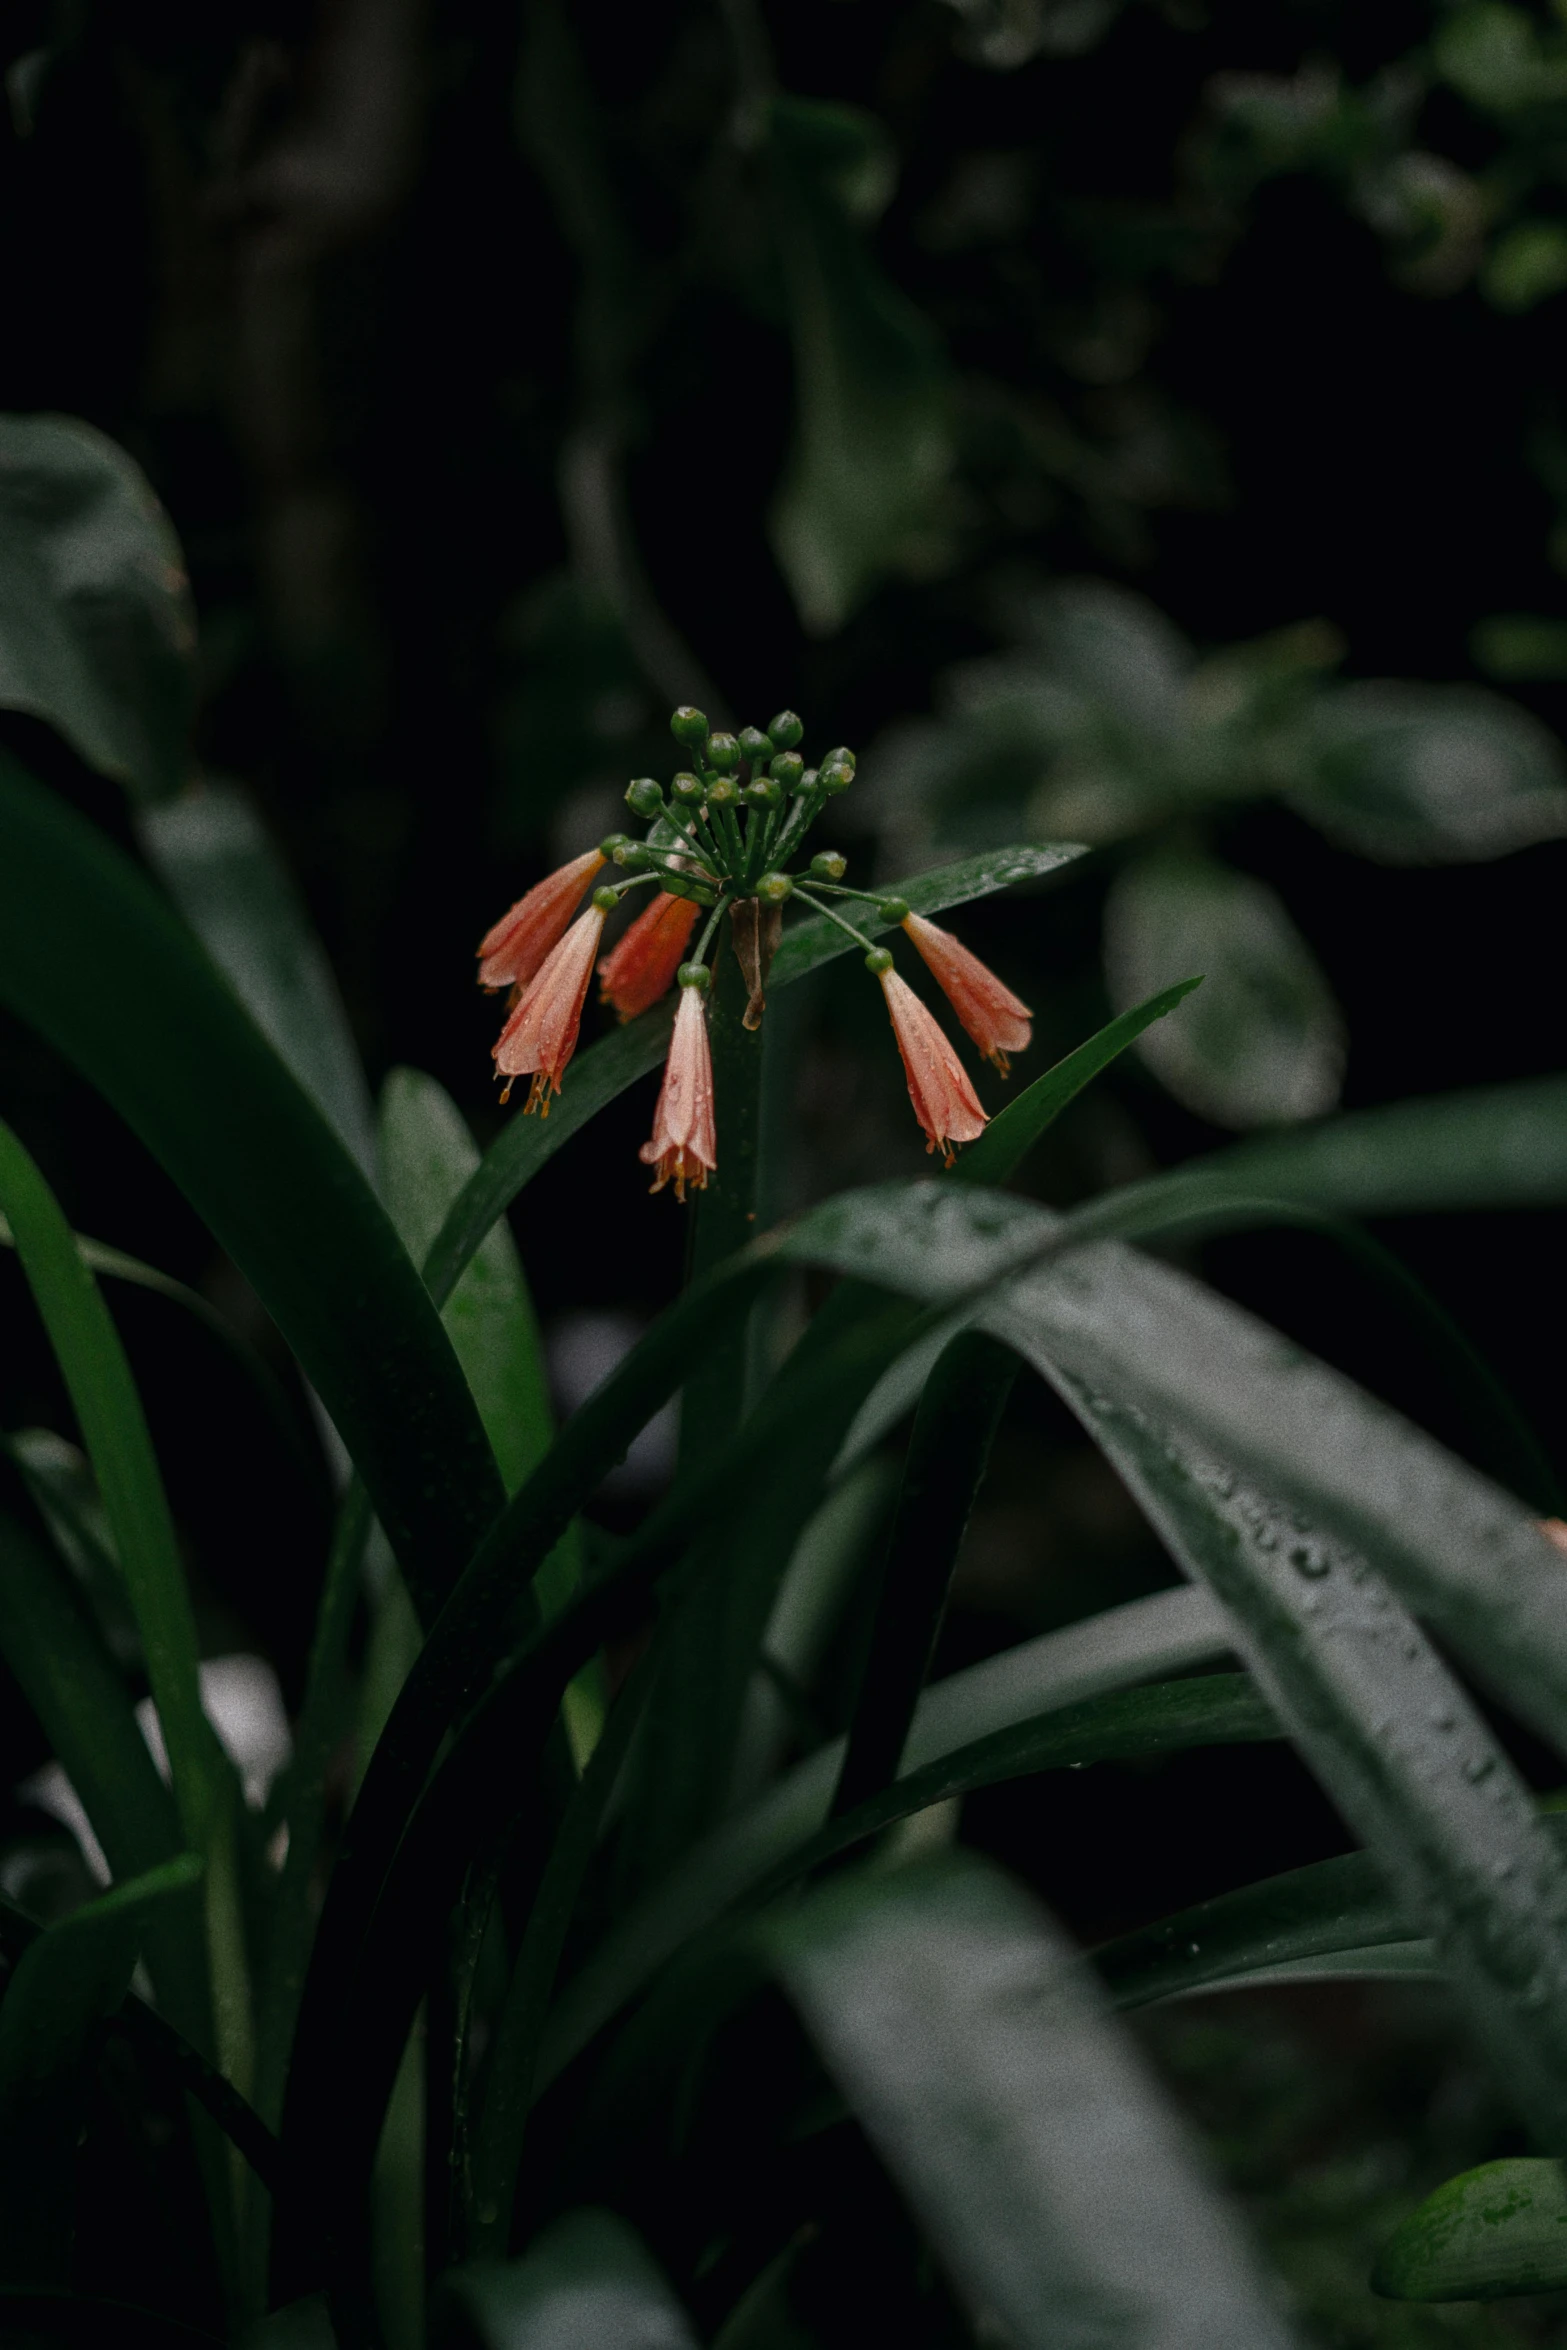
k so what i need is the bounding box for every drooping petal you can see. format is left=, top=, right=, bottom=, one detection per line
left=878, top=968, right=988, bottom=1167
left=638, top=984, right=718, bottom=1200
left=598, top=891, right=701, bottom=1021
left=493, top=905, right=607, bottom=1112
left=902, top=912, right=1032, bottom=1075
left=478, top=848, right=606, bottom=993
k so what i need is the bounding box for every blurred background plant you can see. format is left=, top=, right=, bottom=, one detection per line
left=6, top=0, right=1567, bottom=2343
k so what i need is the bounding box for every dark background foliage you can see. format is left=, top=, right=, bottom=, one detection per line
left=3, top=4, right=1567, bottom=2333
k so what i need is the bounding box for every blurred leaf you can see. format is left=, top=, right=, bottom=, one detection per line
left=0, top=414, right=195, bottom=805
left=1433, top=3, right=1567, bottom=111
left=539, top=1585, right=1231, bottom=2090
left=0, top=748, right=505, bottom=1628
left=1104, top=848, right=1343, bottom=1126
left=1293, top=681, right=1567, bottom=861
left=768, top=97, right=951, bottom=634
left=1472, top=613, right=1567, bottom=682
left=768, top=1855, right=1299, bottom=2349
left=1483, top=219, right=1567, bottom=310
left=138, top=782, right=376, bottom=1178
left=1057, top=1384, right=1567, bottom=2149
left=1372, top=2159, right=1567, bottom=2301
left=940, top=0, right=1129, bottom=69
left=438, top=2212, right=696, bottom=2348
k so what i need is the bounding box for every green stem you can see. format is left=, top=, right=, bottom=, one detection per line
left=792, top=886, right=876, bottom=952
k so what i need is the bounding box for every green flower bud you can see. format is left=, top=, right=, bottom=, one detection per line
left=738, top=725, right=773, bottom=766
left=670, top=771, right=705, bottom=804
left=820, top=760, right=854, bottom=795
left=671, top=705, right=709, bottom=747
left=707, top=775, right=738, bottom=807
left=878, top=897, right=910, bottom=924
left=809, top=850, right=847, bottom=881
left=625, top=776, right=664, bottom=816
left=757, top=870, right=794, bottom=903
left=705, top=731, right=741, bottom=774
left=599, top=832, right=632, bottom=860
left=615, top=841, right=652, bottom=870
left=864, top=946, right=894, bottom=976
left=768, top=709, right=804, bottom=750
left=592, top=884, right=621, bottom=913
left=799, top=768, right=819, bottom=793
left=822, top=746, right=856, bottom=775
left=677, top=961, right=712, bottom=991
left=769, top=750, right=805, bottom=790
left=743, top=776, right=781, bottom=809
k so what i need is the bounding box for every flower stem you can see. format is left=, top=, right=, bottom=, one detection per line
left=793, top=885, right=878, bottom=952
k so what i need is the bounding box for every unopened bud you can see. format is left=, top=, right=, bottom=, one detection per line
left=864, top=946, right=894, bottom=976
left=705, top=731, right=741, bottom=774
left=810, top=850, right=847, bottom=881
left=615, top=842, right=652, bottom=870
left=677, top=961, right=712, bottom=991
left=625, top=777, right=664, bottom=817
left=707, top=775, right=738, bottom=807
left=670, top=771, right=705, bottom=804
left=822, top=745, right=856, bottom=775
left=877, top=897, right=910, bottom=924
left=768, top=709, right=804, bottom=750
left=592, top=885, right=621, bottom=913
left=599, top=832, right=632, bottom=860
left=769, top=750, right=805, bottom=790
left=671, top=706, right=709, bottom=747
left=757, top=870, right=794, bottom=904
left=820, top=761, right=854, bottom=795
left=738, top=725, right=773, bottom=766
left=743, top=777, right=781, bottom=809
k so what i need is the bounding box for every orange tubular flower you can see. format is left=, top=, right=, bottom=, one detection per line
left=598, top=891, right=701, bottom=1022
left=477, top=847, right=606, bottom=995
left=493, top=901, right=608, bottom=1112
left=901, top=911, right=1032, bottom=1076
left=639, top=982, right=717, bottom=1200
left=875, top=961, right=988, bottom=1166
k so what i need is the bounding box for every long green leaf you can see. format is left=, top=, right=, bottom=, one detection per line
left=1056, top=1382, right=1567, bottom=2148
left=1371, top=2159, right=1567, bottom=2301
left=539, top=1585, right=1230, bottom=2090
left=138, top=783, right=376, bottom=1177
left=0, top=747, right=503, bottom=1624
left=437, top=2209, right=698, bottom=2349
left=1095, top=1849, right=1409, bottom=2009
left=0, top=1117, right=225, bottom=1849
left=768, top=1856, right=1299, bottom=2349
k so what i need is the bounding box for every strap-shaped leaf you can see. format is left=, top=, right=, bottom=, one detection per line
left=539, top=1586, right=1230, bottom=2091
left=1372, top=2159, right=1567, bottom=2301
left=1055, top=1382, right=1567, bottom=2147
left=0, top=748, right=503, bottom=1624
left=437, top=2209, right=697, bottom=2349
left=768, top=1856, right=1299, bottom=2350
left=138, top=782, right=376, bottom=1177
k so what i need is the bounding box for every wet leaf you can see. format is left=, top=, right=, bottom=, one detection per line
left=1372, top=2158, right=1567, bottom=2301
left=1293, top=681, right=1567, bottom=862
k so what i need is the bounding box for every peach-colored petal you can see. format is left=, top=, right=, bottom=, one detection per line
left=598, top=892, right=701, bottom=1021
left=638, top=984, right=717, bottom=1200
left=902, top=912, right=1031, bottom=1075
left=493, top=905, right=606, bottom=1112
left=478, top=848, right=605, bottom=993
left=878, top=968, right=988, bottom=1167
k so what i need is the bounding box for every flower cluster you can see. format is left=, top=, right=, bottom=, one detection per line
left=477, top=706, right=1032, bottom=1198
